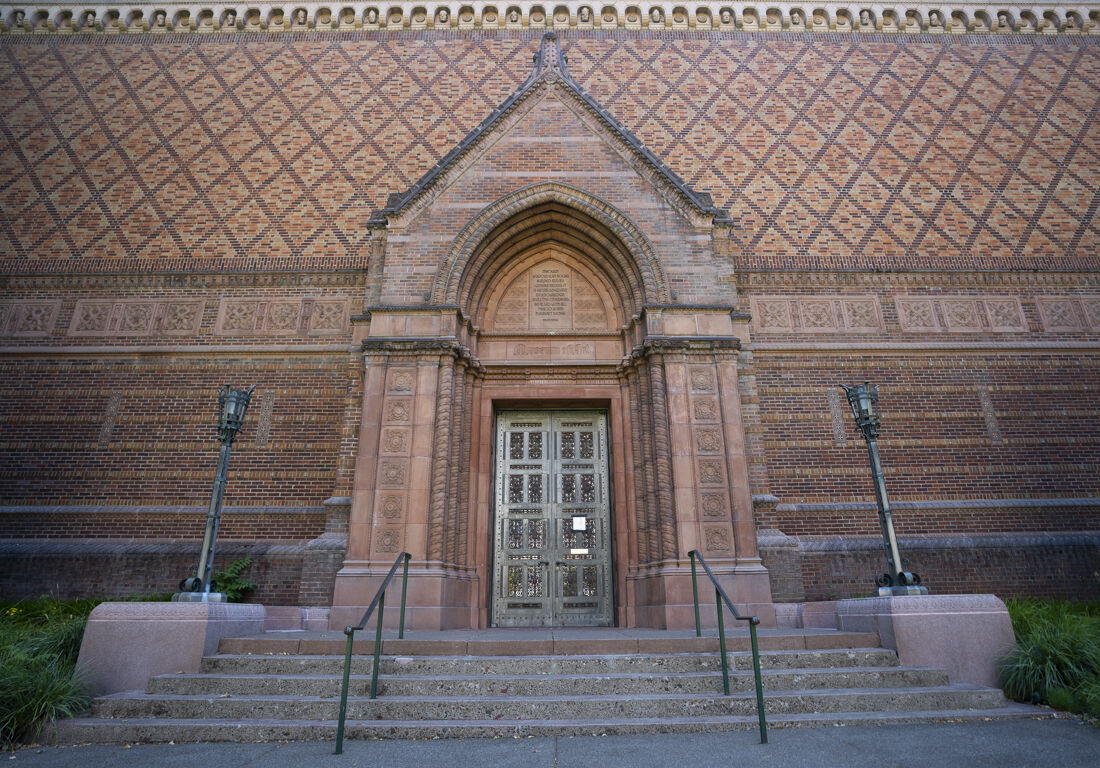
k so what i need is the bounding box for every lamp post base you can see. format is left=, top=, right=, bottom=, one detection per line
left=171, top=591, right=228, bottom=603
left=876, top=585, right=929, bottom=597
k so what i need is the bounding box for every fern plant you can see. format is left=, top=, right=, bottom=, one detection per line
left=212, top=558, right=257, bottom=603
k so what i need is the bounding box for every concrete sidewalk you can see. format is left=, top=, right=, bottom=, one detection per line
left=11, top=717, right=1098, bottom=768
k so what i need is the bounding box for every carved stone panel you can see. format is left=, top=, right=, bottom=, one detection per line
left=215, top=298, right=348, bottom=336
left=690, top=368, right=715, bottom=392
left=896, top=296, right=1026, bottom=333
left=69, top=299, right=203, bottom=337
left=1036, top=297, right=1100, bottom=332
left=381, top=427, right=410, bottom=455
left=693, top=398, right=719, bottom=422
left=2, top=300, right=60, bottom=337
left=385, top=399, right=412, bottom=423
left=704, top=526, right=731, bottom=552
left=378, top=493, right=405, bottom=521
left=699, top=492, right=728, bottom=519
left=752, top=296, right=884, bottom=333
left=695, top=428, right=722, bottom=453
left=388, top=368, right=416, bottom=393
left=698, top=460, right=725, bottom=485
left=374, top=528, right=402, bottom=553
left=378, top=459, right=408, bottom=487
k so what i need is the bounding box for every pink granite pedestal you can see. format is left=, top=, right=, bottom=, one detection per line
left=76, top=601, right=265, bottom=696
left=836, top=594, right=1016, bottom=687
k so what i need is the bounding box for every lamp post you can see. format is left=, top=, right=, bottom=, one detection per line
left=839, top=382, right=928, bottom=596
left=177, top=385, right=255, bottom=602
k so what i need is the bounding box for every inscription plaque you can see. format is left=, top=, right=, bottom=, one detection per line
left=531, top=264, right=570, bottom=330
left=489, top=258, right=610, bottom=332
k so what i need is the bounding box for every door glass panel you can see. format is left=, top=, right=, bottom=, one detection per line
left=528, top=432, right=543, bottom=459
left=560, top=432, right=575, bottom=459
left=580, top=432, right=594, bottom=459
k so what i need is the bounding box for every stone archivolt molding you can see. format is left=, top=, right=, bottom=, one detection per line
left=3, top=3, right=1097, bottom=36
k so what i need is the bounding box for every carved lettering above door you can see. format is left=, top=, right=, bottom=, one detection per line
left=487, top=258, right=613, bottom=333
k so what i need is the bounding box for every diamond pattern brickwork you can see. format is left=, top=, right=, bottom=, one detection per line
left=1, top=32, right=1098, bottom=272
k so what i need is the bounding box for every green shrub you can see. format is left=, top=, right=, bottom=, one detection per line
left=1000, top=599, right=1100, bottom=714
left=212, top=557, right=257, bottom=602
left=0, top=646, right=89, bottom=746
left=0, top=595, right=168, bottom=747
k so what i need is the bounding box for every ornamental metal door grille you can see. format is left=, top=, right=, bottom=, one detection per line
left=492, top=410, right=613, bottom=627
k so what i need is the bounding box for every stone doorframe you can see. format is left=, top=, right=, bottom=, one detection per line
left=329, top=190, right=775, bottom=630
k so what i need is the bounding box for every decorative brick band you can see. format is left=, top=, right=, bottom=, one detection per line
left=796, top=530, right=1100, bottom=553
left=2, top=3, right=1097, bottom=37
left=775, top=496, right=1100, bottom=514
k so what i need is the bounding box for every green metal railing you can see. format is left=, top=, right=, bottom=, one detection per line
left=688, top=550, right=768, bottom=744
left=334, top=551, right=411, bottom=755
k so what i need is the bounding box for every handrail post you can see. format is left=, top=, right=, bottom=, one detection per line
left=334, top=628, right=355, bottom=755
left=370, top=592, right=386, bottom=699
left=399, top=552, right=410, bottom=640
left=749, top=618, right=768, bottom=744
left=690, top=551, right=701, bottom=637
left=715, top=586, right=730, bottom=696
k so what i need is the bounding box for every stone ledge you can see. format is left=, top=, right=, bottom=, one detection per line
left=77, top=601, right=265, bottom=696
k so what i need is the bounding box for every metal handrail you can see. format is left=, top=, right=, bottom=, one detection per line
left=334, top=551, right=411, bottom=755
left=688, top=550, right=768, bottom=744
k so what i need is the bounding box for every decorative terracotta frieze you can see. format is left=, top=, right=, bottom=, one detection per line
left=3, top=3, right=1096, bottom=37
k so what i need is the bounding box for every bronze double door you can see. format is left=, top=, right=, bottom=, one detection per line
left=492, top=410, right=613, bottom=627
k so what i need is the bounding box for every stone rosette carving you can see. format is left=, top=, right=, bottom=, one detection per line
left=693, top=398, right=719, bottom=423
left=704, top=527, right=731, bottom=552
left=381, top=428, right=410, bottom=454
left=388, top=369, right=415, bottom=393
left=698, top=460, right=725, bottom=485
left=689, top=368, right=715, bottom=392
left=385, top=400, right=411, bottom=423
left=700, top=492, right=728, bottom=519
left=374, top=528, right=401, bottom=553
left=695, top=428, right=722, bottom=453
left=379, top=494, right=404, bottom=520
left=378, top=459, right=407, bottom=487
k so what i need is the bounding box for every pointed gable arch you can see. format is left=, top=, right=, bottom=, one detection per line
left=432, top=182, right=671, bottom=317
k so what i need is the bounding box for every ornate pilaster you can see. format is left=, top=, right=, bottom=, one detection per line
left=646, top=348, right=679, bottom=561
left=428, top=352, right=455, bottom=563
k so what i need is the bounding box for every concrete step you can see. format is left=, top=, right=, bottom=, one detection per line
left=56, top=703, right=1047, bottom=745
left=199, top=648, right=901, bottom=676
left=91, top=685, right=1005, bottom=721
left=148, top=667, right=948, bottom=697
left=217, top=631, right=881, bottom=657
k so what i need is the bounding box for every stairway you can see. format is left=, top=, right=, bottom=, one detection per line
left=57, top=629, right=1041, bottom=744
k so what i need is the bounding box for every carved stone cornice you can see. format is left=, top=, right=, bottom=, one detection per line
left=361, top=337, right=465, bottom=357
left=3, top=4, right=1096, bottom=37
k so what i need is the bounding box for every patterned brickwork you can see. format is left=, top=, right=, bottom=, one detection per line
left=0, top=355, right=348, bottom=506
left=754, top=350, right=1100, bottom=520
left=1, top=32, right=1099, bottom=272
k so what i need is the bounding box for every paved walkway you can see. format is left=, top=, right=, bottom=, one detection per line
left=11, top=717, right=1098, bottom=768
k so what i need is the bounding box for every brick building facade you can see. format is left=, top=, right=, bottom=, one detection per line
left=1, top=3, right=1098, bottom=627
